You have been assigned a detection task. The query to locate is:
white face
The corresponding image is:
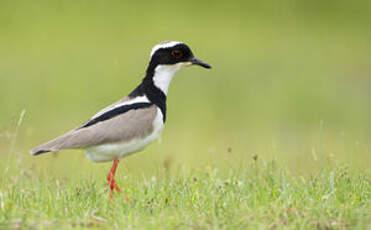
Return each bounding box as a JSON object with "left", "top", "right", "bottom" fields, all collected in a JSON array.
[
  {"left": 152, "top": 63, "right": 183, "bottom": 95},
  {"left": 149, "top": 41, "right": 189, "bottom": 95}
]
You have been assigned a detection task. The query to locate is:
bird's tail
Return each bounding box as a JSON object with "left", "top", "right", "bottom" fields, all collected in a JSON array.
[
  {"left": 29, "top": 132, "right": 72, "bottom": 155},
  {"left": 30, "top": 141, "right": 58, "bottom": 155},
  {"left": 30, "top": 148, "right": 51, "bottom": 155}
]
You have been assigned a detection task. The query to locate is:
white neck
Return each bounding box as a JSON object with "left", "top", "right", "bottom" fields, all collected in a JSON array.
[{"left": 152, "top": 64, "right": 181, "bottom": 95}]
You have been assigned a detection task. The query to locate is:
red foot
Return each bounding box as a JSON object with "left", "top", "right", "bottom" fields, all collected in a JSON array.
[{"left": 106, "top": 158, "right": 123, "bottom": 201}]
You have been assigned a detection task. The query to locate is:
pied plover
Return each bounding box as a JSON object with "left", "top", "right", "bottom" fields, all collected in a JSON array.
[{"left": 30, "top": 41, "right": 211, "bottom": 199}]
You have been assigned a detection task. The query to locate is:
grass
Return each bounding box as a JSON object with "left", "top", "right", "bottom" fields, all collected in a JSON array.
[{"left": 1, "top": 157, "right": 369, "bottom": 230}]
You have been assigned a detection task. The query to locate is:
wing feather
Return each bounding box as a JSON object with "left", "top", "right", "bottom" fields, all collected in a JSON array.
[{"left": 30, "top": 99, "right": 157, "bottom": 155}]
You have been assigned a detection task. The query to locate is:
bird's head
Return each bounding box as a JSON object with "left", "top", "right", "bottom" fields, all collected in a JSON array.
[
  {"left": 148, "top": 41, "right": 211, "bottom": 72},
  {"left": 144, "top": 41, "right": 211, "bottom": 95}
]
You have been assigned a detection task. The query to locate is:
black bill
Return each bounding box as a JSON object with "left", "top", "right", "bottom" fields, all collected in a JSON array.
[{"left": 191, "top": 58, "right": 212, "bottom": 69}]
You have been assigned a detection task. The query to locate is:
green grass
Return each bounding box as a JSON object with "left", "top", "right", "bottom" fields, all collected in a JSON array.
[{"left": 1, "top": 158, "right": 369, "bottom": 230}]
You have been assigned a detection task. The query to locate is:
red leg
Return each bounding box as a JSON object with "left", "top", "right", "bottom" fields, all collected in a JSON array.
[{"left": 106, "top": 157, "right": 122, "bottom": 200}]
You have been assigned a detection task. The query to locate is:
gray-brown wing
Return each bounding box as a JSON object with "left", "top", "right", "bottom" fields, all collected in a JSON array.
[{"left": 30, "top": 104, "right": 157, "bottom": 155}]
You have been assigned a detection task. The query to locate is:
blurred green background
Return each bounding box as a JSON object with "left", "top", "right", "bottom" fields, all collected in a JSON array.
[{"left": 0, "top": 0, "right": 370, "bottom": 178}]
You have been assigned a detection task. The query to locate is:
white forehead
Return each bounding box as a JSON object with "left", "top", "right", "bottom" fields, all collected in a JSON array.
[{"left": 150, "top": 41, "right": 183, "bottom": 57}]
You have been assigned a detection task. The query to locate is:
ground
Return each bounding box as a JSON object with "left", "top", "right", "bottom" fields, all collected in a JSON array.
[{"left": 1, "top": 159, "right": 369, "bottom": 230}]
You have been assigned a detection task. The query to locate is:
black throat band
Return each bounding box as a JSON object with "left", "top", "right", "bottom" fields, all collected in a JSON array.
[{"left": 129, "top": 70, "right": 167, "bottom": 123}]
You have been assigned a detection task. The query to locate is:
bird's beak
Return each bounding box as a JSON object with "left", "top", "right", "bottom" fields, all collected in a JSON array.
[{"left": 190, "top": 57, "right": 212, "bottom": 69}]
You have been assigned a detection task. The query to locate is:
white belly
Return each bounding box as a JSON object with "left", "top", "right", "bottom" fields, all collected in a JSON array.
[{"left": 85, "top": 108, "right": 164, "bottom": 162}]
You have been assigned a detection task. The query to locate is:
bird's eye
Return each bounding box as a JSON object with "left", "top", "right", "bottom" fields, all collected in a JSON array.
[{"left": 171, "top": 49, "right": 183, "bottom": 58}]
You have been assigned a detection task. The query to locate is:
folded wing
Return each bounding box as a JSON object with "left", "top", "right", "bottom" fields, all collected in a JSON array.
[{"left": 30, "top": 98, "right": 157, "bottom": 155}]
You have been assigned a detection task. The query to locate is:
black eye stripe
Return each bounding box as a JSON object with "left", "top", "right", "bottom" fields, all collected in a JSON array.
[
  {"left": 149, "top": 43, "right": 193, "bottom": 68},
  {"left": 171, "top": 49, "right": 183, "bottom": 58}
]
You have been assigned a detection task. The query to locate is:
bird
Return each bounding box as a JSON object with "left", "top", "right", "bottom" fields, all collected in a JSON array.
[{"left": 30, "top": 41, "right": 211, "bottom": 200}]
